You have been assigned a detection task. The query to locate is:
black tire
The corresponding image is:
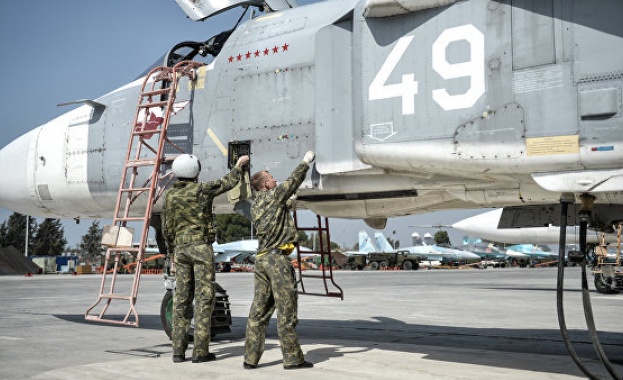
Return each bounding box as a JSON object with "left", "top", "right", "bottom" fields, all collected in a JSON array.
[
  {"left": 379, "top": 261, "right": 388, "bottom": 270},
  {"left": 402, "top": 260, "right": 413, "bottom": 270},
  {"left": 594, "top": 272, "right": 620, "bottom": 294},
  {"left": 160, "top": 283, "right": 231, "bottom": 340},
  {"left": 369, "top": 261, "right": 379, "bottom": 270}
]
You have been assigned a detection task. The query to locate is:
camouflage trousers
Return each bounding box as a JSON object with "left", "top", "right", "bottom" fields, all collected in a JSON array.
[
  {"left": 244, "top": 252, "right": 304, "bottom": 367},
  {"left": 172, "top": 243, "right": 215, "bottom": 357}
]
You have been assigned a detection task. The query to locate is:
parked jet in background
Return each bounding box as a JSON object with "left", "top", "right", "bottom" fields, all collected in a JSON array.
[
  {"left": 505, "top": 243, "right": 558, "bottom": 266},
  {"left": 452, "top": 208, "right": 617, "bottom": 245},
  {"left": 212, "top": 239, "right": 258, "bottom": 272},
  {"left": 343, "top": 231, "right": 381, "bottom": 256},
  {"left": 459, "top": 237, "right": 507, "bottom": 267},
  {"left": 374, "top": 231, "right": 481, "bottom": 266}
]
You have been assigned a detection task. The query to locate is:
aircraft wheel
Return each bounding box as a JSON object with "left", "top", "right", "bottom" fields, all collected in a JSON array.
[
  {"left": 594, "top": 273, "right": 620, "bottom": 294},
  {"left": 160, "top": 289, "right": 194, "bottom": 340},
  {"left": 402, "top": 261, "right": 413, "bottom": 270},
  {"left": 160, "top": 289, "right": 175, "bottom": 339},
  {"left": 369, "top": 261, "right": 379, "bottom": 270}
]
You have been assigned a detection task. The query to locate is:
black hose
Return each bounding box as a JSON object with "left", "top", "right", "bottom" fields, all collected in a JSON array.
[
  {"left": 579, "top": 218, "right": 622, "bottom": 380},
  {"left": 556, "top": 200, "right": 601, "bottom": 380}
]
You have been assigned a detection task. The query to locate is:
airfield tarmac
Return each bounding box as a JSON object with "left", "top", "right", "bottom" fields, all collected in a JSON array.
[{"left": 1, "top": 267, "right": 622, "bottom": 380}]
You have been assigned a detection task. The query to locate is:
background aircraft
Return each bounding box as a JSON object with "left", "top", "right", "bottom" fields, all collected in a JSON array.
[
  {"left": 0, "top": 0, "right": 622, "bottom": 246},
  {"left": 343, "top": 231, "right": 380, "bottom": 256},
  {"left": 504, "top": 243, "right": 557, "bottom": 265},
  {"left": 373, "top": 230, "right": 482, "bottom": 266},
  {"left": 405, "top": 232, "right": 482, "bottom": 265},
  {"left": 452, "top": 208, "right": 619, "bottom": 245},
  {"left": 458, "top": 237, "right": 507, "bottom": 267}
]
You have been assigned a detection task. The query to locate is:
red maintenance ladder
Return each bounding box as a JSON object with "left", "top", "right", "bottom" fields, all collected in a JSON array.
[
  {"left": 85, "top": 60, "right": 205, "bottom": 327},
  {"left": 293, "top": 211, "right": 343, "bottom": 299}
]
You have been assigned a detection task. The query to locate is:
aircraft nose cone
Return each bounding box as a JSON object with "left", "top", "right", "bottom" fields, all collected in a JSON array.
[{"left": 0, "top": 129, "right": 36, "bottom": 213}]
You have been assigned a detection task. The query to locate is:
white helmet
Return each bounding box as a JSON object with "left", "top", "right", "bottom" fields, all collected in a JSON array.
[{"left": 172, "top": 154, "right": 201, "bottom": 179}]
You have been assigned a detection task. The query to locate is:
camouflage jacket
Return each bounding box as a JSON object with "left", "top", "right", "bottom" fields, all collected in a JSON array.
[
  {"left": 163, "top": 166, "right": 242, "bottom": 251},
  {"left": 252, "top": 161, "right": 310, "bottom": 254}
]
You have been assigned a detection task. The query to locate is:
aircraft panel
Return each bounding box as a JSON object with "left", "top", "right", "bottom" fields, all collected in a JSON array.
[
  {"left": 511, "top": 0, "right": 555, "bottom": 70},
  {"left": 315, "top": 19, "right": 370, "bottom": 174},
  {"left": 578, "top": 83, "right": 623, "bottom": 170},
  {"left": 455, "top": 103, "right": 524, "bottom": 160},
  {"left": 571, "top": 0, "right": 623, "bottom": 80},
  {"left": 512, "top": 63, "right": 578, "bottom": 140},
  {"left": 231, "top": 65, "right": 315, "bottom": 129},
  {"left": 66, "top": 124, "right": 92, "bottom": 184},
  {"left": 357, "top": 1, "right": 489, "bottom": 144}
]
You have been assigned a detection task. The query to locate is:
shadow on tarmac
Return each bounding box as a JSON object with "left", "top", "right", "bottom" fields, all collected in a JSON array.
[{"left": 54, "top": 313, "right": 623, "bottom": 377}]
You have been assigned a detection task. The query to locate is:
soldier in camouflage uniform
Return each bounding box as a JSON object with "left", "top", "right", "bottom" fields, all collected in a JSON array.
[
  {"left": 163, "top": 153, "right": 249, "bottom": 363},
  {"left": 243, "top": 151, "right": 316, "bottom": 370}
]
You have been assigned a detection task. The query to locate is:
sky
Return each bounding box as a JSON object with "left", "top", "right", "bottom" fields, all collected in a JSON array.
[{"left": 0, "top": 0, "right": 487, "bottom": 250}]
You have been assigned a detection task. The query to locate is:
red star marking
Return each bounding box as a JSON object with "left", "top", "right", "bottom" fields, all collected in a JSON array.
[
  {"left": 282, "top": 43, "right": 289, "bottom": 52},
  {"left": 135, "top": 112, "right": 163, "bottom": 140},
  {"left": 272, "top": 46, "right": 279, "bottom": 54},
  {"left": 263, "top": 48, "right": 269, "bottom": 55},
  {"left": 245, "top": 51, "right": 251, "bottom": 59},
  {"left": 254, "top": 50, "right": 260, "bottom": 57},
  {"left": 236, "top": 54, "right": 242, "bottom": 61},
  {"left": 228, "top": 56, "right": 234, "bottom": 63}
]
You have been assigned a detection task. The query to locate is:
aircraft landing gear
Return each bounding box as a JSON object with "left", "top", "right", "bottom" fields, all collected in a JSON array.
[{"left": 160, "top": 253, "right": 232, "bottom": 340}]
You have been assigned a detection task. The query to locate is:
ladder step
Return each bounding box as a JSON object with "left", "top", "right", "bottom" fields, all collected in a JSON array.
[
  {"left": 300, "top": 274, "right": 332, "bottom": 279},
  {"left": 138, "top": 101, "right": 168, "bottom": 108},
  {"left": 99, "top": 293, "right": 132, "bottom": 300},
  {"left": 125, "top": 160, "right": 158, "bottom": 167},
  {"left": 84, "top": 315, "right": 139, "bottom": 327},
  {"left": 141, "top": 89, "right": 171, "bottom": 97},
  {"left": 113, "top": 217, "right": 145, "bottom": 222},
  {"left": 119, "top": 187, "right": 151, "bottom": 193},
  {"left": 297, "top": 291, "right": 342, "bottom": 298},
  {"left": 132, "top": 129, "right": 163, "bottom": 137},
  {"left": 108, "top": 247, "right": 139, "bottom": 254}
]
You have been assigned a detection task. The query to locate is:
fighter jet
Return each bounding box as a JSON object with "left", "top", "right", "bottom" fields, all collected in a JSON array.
[
  {"left": 0, "top": 0, "right": 621, "bottom": 235},
  {"left": 343, "top": 230, "right": 380, "bottom": 256},
  {"left": 374, "top": 231, "right": 482, "bottom": 266}
]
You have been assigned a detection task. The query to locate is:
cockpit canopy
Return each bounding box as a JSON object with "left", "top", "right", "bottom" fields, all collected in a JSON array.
[{"left": 175, "top": 0, "right": 298, "bottom": 21}]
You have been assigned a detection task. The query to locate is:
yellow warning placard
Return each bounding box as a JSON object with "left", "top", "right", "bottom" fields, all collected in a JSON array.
[
  {"left": 188, "top": 66, "right": 206, "bottom": 90},
  {"left": 526, "top": 135, "right": 579, "bottom": 156}
]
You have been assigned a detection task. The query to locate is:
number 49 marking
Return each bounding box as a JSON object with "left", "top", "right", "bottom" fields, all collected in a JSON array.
[{"left": 369, "top": 24, "right": 485, "bottom": 114}]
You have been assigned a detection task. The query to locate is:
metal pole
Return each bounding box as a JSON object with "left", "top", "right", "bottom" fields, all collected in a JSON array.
[{"left": 24, "top": 215, "right": 28, "bottom": 257}]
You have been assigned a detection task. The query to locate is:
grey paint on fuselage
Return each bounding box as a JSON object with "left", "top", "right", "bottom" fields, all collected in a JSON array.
[{"left": 1, "top": 0, "right": 622, "bottom": 227}]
